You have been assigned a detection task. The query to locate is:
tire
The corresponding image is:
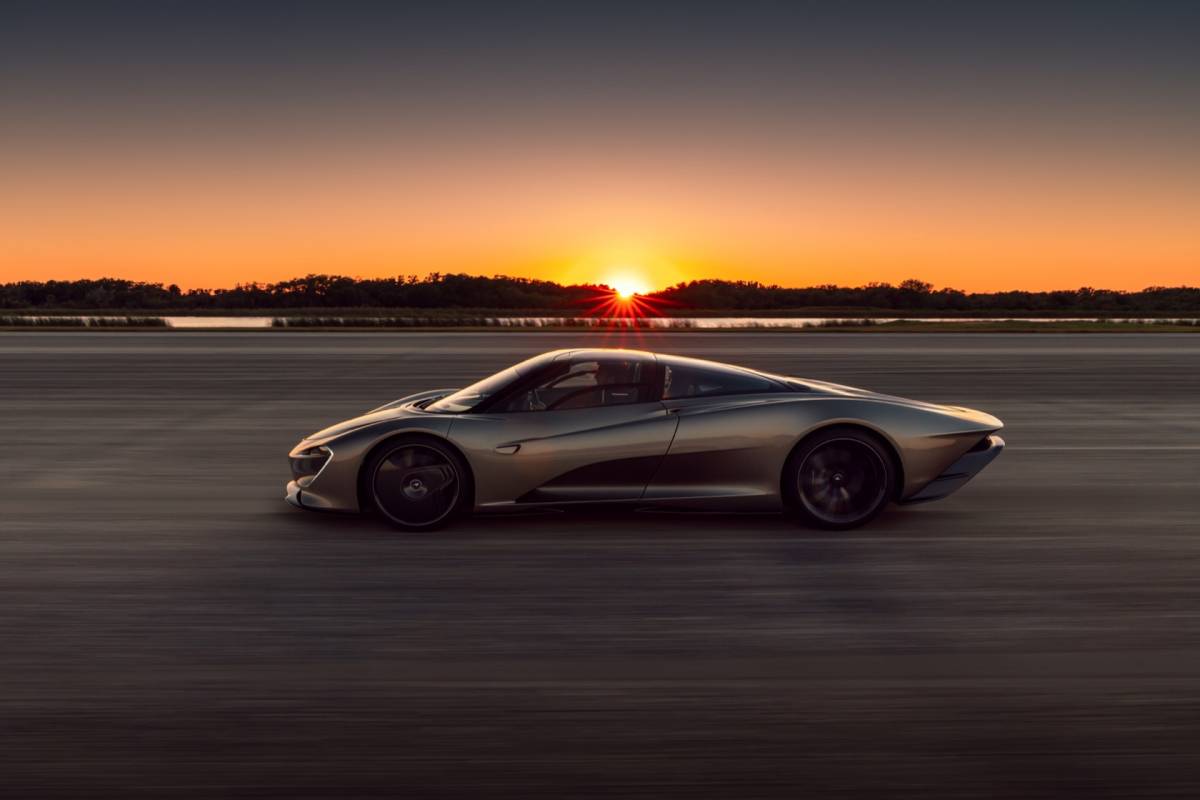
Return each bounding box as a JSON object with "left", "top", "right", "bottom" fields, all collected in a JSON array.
[
  {"left": 783, "top": 427, "right": 896, "bottom": 530},
  {"left": 364, "top": 437, "right": 471, "bottom": 531}
]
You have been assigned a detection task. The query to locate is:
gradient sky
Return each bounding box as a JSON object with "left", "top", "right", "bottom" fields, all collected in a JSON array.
[{"left": 3, "top": 1, "right": 1198, "bottom": 291}]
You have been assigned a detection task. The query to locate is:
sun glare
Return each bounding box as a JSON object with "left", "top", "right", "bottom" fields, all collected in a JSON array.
[
  {"left": 606, "top": 273, "right": 650, "bottom": 300},
  {"left": 576, "top": 264, "right": 679, "bottom": 330}
]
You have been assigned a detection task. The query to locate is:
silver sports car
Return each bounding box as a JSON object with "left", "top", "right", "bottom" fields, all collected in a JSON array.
[{"left": 286, "top": 348, "right": 1003, "bottom": 531}]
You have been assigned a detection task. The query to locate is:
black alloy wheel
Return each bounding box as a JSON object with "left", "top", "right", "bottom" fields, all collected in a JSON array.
[
  {"left": 784, "top": 428, "right": 895, "bottom": 530},
  {"left": 368, "top": 439, "right": 469, "bottom": 531}
]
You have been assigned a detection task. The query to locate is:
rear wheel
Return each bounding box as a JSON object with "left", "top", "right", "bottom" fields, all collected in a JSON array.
[
  {"left": 784, "top": 428, "right": 895, "bottom": 530},
  {"left": 365, "top": 437, "right": 470, "bottom": 531}
]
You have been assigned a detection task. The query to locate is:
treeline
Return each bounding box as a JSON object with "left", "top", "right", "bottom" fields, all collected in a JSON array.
[
  {"left": 0, "top": 274, "right": 598, "bottom": 311},
  {"left": 654, "top": 279, "right": 1200, "bottom": 314},
  {"left": 3, "top": 274, "right": 1200, "bottom": 314}
]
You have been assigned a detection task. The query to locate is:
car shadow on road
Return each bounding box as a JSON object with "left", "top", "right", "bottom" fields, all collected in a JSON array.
[{"left": 274, "top": 502, "right": 932, "bottom": 541}]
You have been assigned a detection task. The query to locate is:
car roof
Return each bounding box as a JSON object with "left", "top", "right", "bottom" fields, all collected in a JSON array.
[
  {"left": 543, "top": 349, "right": 779, "bottom": 380},
  {"left": 551, "top": 348, "right": 656, "bottom": 363},
  {"left": 524, "top": 349, "right": 800, "bottom": 389},
  {"left": 655, "top": 352, "right": 782, "bottom": 379}
]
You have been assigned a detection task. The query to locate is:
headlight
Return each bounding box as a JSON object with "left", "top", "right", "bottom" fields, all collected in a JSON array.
[{"left": 290, "top": 445, "right": 332, "bottom": 487}]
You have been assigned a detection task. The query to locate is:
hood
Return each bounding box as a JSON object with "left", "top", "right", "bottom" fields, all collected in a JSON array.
[
  {"left": 304, "top": 407, "right": 415, "bottom": 442},
  {"left": 304, "top": 387, "right": 458, "bottom": 442}
]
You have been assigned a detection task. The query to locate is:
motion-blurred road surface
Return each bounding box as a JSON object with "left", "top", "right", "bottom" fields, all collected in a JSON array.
[{"left": 3, "top": 332, "right": 1199, "bottom": 797}]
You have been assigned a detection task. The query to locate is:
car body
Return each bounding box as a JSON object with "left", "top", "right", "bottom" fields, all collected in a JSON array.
[{"left": 286, "top": 348, "right": 1004, "bottom": 530}]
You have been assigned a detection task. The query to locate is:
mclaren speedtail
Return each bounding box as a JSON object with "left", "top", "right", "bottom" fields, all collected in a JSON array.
[{"left": 286, "top": 349, "right": 1003, "bottom": 531}]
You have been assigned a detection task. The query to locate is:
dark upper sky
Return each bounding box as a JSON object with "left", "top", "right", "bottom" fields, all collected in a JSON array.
[
  {"left": 7, "top": 2, "right": 1198, "bottom": 121},
  {"left": 3, "top": 1, "right": 1198, "bottom": 289}
]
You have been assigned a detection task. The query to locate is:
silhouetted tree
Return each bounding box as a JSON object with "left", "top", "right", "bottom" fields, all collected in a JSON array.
[{"left": 3, "top": 275, "right": 1200, "bottom": 315}]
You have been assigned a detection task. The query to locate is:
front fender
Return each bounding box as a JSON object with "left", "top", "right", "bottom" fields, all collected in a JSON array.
[{"left": 293, "top": 413, "right": 456, "bottom": 512}]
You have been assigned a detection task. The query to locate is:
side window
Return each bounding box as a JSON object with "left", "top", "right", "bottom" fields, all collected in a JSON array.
[
  {"left": 499, "top": 360, "right": 652, "bottom": 411},
  {"left": 662, "top": 363, "right": 779, "bottom": 400}
]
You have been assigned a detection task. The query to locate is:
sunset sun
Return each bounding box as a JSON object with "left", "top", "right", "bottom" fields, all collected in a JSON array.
[
  {"left": 605, "top": 273, "right": 650, "bottom": 300},
  {"left": 580, "top": 267, "right": 668, "bottom": 323}
]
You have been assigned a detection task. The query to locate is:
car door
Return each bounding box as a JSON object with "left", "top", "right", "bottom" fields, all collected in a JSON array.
[
  {"left": 645, "top": 357, "right": 792, "bottom": 502},
  {"left": 448, "top": 356, "right": 678, "bottom": 506}
]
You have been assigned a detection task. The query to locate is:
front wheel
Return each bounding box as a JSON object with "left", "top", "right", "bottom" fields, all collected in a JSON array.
[
  {"left": 783, "top": 428, "right": 896, "bottom": 530},
  {"left": 365, "top": 437, "right": 471, "bottom": 531}
]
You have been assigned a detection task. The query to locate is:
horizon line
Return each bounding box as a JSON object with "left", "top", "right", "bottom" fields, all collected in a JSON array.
[{"left": 5, "top": 273, "right": 1200, "bottom": 296}]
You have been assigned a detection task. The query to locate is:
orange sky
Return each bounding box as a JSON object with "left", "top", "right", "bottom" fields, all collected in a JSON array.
[
  {"left": 4, "top": 4, "right": 1198, "bottom": 293},
  {"left": 5, "top": 131, "right": 1197, "bottom": 293}
]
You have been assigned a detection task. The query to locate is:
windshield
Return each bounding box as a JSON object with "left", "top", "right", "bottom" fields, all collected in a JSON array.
[{"left": 426, "top": 367, "right": 520, "bottom": 413}]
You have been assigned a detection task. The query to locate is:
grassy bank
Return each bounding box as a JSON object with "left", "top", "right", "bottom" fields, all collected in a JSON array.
[
  {"left": 268, "top": 317, "right": 1200, "bottom": 332},
  {"left": 270, "top": 315, "right": 600, "bottom": 329},
  {"left": 0, "top": 315, "right": 168, "bottom": 328},
  {"left": 4, "top": 315, "right": 1200, "bottom": 332},
  {"left": 10, "top": 306, "right": 1200, "bottom": 319}
]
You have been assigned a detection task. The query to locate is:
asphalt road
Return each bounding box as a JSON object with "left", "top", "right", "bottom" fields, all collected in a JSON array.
[{"left": 3, "top": 331, "right": 1200, "bottom": 798}]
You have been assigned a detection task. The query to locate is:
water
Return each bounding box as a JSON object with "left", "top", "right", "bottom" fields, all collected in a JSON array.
[
  {"left": 146, "top": 315, "right": 1200, "bottom": 329},
  {"left": 165, "top": 316, "right": 276, "bottom": 328},
  {"left": 10, "top": 315, "right": 1200, "bottom": 329}
]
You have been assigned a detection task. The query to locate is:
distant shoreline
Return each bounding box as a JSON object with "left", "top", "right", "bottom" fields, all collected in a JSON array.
[
  {"left": 6, "top": 307, "right": 1200, "bottom": 319},
  {"left": 7, "top": 277, "right": 1200, "bottom": 319},
  {"left": 4, "top": 316, "right": 1200, "bottom": 333}
]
